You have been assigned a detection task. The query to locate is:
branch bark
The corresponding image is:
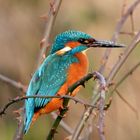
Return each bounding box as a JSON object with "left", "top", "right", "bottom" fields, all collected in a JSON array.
[
  {"left": 107, "top": 30, "right": 140, "bottom": 83},
  {"left": 99, "top": 0, "right": 140, "bottom": 74},
  {"left": 13, "top": 0, "right": 63, "bottom": 140},
  {"left": 71, "top": 72, "right": 106, "bottom": 140},
  {"left": 37, "top": 0, "right": 62, "bottom": 67},
  {"left": 0, "top": 95, "right": 96, "bottom": 116},
  {"left": 70, "top": 26, "right": 140, "bottom": 140},
  {"left": 0, "top": 74, "right": 26, "bottom": 93}
]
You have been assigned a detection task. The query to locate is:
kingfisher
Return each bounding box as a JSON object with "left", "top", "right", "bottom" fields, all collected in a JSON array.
[{"left": 24, "top": 30, "right": 124, "bottom": 133}]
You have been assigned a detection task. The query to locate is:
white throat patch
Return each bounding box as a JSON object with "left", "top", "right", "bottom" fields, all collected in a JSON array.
[{"left": 56, "top": 46, "right": 72, "bottom": 55}]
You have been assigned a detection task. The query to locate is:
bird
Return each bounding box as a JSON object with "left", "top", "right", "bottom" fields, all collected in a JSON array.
[{"left": 24, "top": 30, "right": 124, "bottom": 133}]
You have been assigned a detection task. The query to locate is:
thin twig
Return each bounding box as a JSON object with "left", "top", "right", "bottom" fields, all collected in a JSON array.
[
  {"left": 98, "top": 84, "right": 106, "bottom": 140},
  {"left": 130, "top": 11, "right": 135, "bottom": 34},
  {"left": 110, "top": 61, "right": 140, "bottom": 94},
  {"left": 0, "top": 74, "right": 26, "bottom": 93},
  {"left": 120, "top": 31, "right": 137, "bottom": 36},
  {"left": 46, "top": 72, "right": 96, "bottom": 140},
  {"left": 99, "top": 0, "right": 140, "bottom": 74},
  {"left": 107, "top": 30, "right": 140, "bottom": 83},
  {"left": 69, "top": 27, "right": 140, "bottom": 140},
  {"left": 46, "top": 72, "right": 105, "bottom": 140},
  {"left": 121, "top": 0, "right": 127, "bottom": 16},
  {"left": 12, "top": 1, "right": 63, "bottom": 139},
  {"left": 71, "top": 72, "right": 106, "bottom": 140},
  {"left": 108, "top": 62, "right": 140, "bottom": 118},
  {"left": 13, "top": 107, "right": 25, "bottom": 140},
  {"left": 0, "top": 74, "right": 73, "bottom": 135},
  {"left": 0, "top": 95, "right": 96, "bottom": 116},
  {"left": 115, "top": 89, "right": 138, "bottom": 119},
  {"left": 51, "top": 112, "right": 73, "bottom": 135},
  {"left": 37, "top": 0, "right": 62, "bottom": 67}
]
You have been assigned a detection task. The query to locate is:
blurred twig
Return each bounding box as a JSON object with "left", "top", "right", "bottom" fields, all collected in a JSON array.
[
  {"left": 12, "top": 0, "right": 63, "bottom": 140},
  {"left": 108, "top": 61, "right": 140, "bottom": 118},
  {"left": 71, "top": 72, "right": 106, "bottom": 140},
  {"left": 0, "top": 95, "right": 96, "bottom": 116},
  {"left": 0, "top": 74, "right": 73, "bottom": 135},
  {"left": 51, "top": 112, "right": 73, "bottom": 135},
  {"left": 37, "top": 0, "right": 62, "bottom": 67},
  {"left": 70, "top": 22, "right": 140, "bottom": 140},
  {"left": 46, "top": 72, "right": 105, "bottom": 140},
  {"left": 107, "top": 30, "right": 140, "bottom": 83},
  {"left": 98, "top": 84, "right": 106, "bottom": 140},
  {"left": 110, "top": 61, "right": 140, "bottom": 95},
  {"left": 99, "top": 0, "right": 140, "bottom": 73},
  {"left": 115, "top": 89, "right": 138, "bottom": 119},
  {"left": 0, "top": 74, "right": 26, "bottom": 93}
]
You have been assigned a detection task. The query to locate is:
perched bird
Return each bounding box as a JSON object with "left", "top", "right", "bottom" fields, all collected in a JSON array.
[{"left": 24, "top": 30, "right": 124, "bottom": 133}]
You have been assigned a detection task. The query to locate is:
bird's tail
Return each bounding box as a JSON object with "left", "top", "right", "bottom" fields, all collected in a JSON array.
[{"left": 24, "top": 99, "right": 34, "bottom": 134}]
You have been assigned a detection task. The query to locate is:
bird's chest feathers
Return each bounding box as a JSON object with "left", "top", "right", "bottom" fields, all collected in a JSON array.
[
  {"left": 63, "top": 41, "right": 89, "bottom": 84},
  {"left": 67, "top": 52, "right": 88, "bottom": 86}
]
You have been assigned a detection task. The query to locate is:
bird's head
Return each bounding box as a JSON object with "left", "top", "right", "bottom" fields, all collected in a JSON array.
[{"left": 50, "top": 30, "right": 124, "bottom": 55}]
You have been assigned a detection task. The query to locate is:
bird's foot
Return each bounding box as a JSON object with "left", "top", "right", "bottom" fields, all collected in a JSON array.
[
  {"left": 104, "top": 98, "right": 112, "bottom": 110},
  {"left": 56, "top": 105, "right": 69, "bottom": 118},
  {"left": 59, "top": 105, "right": 69, "bottom": 112}
]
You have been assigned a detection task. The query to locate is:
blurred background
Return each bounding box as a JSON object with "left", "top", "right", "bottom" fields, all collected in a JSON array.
[{"left": 0, "top": 0, "right": 140, "bottom": 140}]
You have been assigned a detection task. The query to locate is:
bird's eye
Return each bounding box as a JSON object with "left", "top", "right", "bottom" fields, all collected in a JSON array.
[{"left": 78, "top": 38, "right": 89, "bottom": 44}]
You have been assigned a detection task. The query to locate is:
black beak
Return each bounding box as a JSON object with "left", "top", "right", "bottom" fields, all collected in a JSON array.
[{"left": 87, "top": 38, "right": 125, "bottom": 48}]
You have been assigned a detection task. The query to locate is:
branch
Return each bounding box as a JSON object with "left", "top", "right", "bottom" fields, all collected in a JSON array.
[
  {"left": 98, "top": 84, "right": 106, "bottom": 140},
  {"left": 0, "top": 74, "right": 73, "bottom": 136},
  {"left": 115, "top": 89, "right": 138, "bottom": 119},
  {"left": 0, "top": 95, "right": 96, "bottom": 116},
  {"left": 107, "top": 62, "right": 140, "bottom": 117},
  {"left": 99, "top": 0, "right": 140, "bottom": 73},
  {"left": 37, "top": 0, "right": 62, "bottom": 67},
  {"left": 46, "top": 72, "right": 98, "bottom": 140},
  {"left": 69, "top": 12, "right": 140, "bottom": 140},
  {"left": 46, "top": 72, "right": 106, "bottom": 140},
  {"left": 71, "top": 72, "right": 106, "bottom": 140},
  {"left": 107, "top": 30, "right": 140, "bottom": 83},
  {"left": 110, "top": 61, "right": 140, "bottom": 94},
  {"left": 0, "top": 74, "right": 26, "bottom": 93},
  {"left": 12, "top": 1, "right": 63, "bottom": 139},
  {"left": 51, "top": 112, "right": 73, "bottom": 135}
]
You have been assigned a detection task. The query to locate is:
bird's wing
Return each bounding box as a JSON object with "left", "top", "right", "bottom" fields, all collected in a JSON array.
[
  {"left": 24, "top": 53, "right": 78, "bottom": 133},
  {"left": 26, "top": 53, "right": 78, "bottom": 111}
]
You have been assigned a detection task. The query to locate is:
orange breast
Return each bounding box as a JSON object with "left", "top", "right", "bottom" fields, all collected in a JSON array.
[{"left": 32, "top": 52, "right": 88, "bottom": 122}]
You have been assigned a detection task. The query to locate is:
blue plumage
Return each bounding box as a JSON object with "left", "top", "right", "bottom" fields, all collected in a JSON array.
[
  {"left": 24, "top": 53, "right": 78, "bottom": 133},
  {"left": 50, "top": 30, "right": 92, "bottom": 54},
  {"left": 24, "top": 30, "right": 92, "bottom": 133}
]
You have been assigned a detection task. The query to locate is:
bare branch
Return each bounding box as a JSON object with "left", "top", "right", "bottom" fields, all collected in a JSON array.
[
  {"left": 69, "top": 4, "right": 140, "bottom": 138},
  {"left": 98, "top": 85, "right": 106, "bottom": 140},
  {"left": 99, "top": 0, "right": 140, "bottom": 73},
  {"left": 0, "top": 95, "right": 96, "bottom": 116},
  {"left": 46, "top": 72, "right": 100, "bottom": 140},
  {"left": 107, "top": 62, "right": 140, "bottom": 117},
  {"left": 51, "top": 112, "right": 73, "bottom": 135},
  {"left": 107, "top": 30, "right": 140, "bottom": 83},
  {"left": 13, "top": 107, "right": 25, "bottom": 140},
  {"left": 37, "top": 0, "right": 62, "bottom": 67},
  {"left": 0, "top": 74, "right": 73, "bottom": 136},
  {"left": 115, "top": 89, "right": 138, "bottom": 119},
  {"left": 71, "top": 72, "right": 106, "bottom": 140},
  {"left": 110, "top": 61, "right": 140, "bottom": 94},
  {"left": 11, "top": 1, "right": 63, "bottom": 139},
  {"left": 0, "top": 74, "right": 26, "bottom": 93}
]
